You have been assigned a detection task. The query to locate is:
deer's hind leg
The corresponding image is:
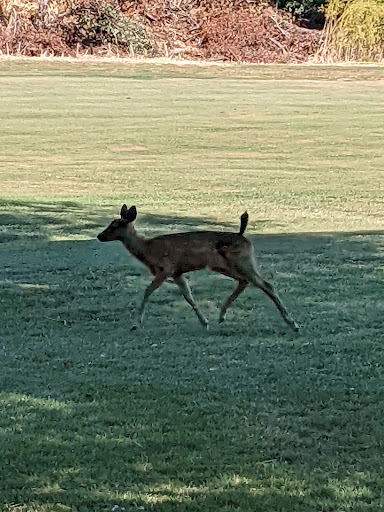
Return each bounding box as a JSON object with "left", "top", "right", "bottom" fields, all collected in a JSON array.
[
  {"left": 219, "top": 279, "right": 248, "bottom": 323},
  {"left": 239, "top": 263, "right": 299, "bottom": 332},
  {"left": 174, "top": 275, "right": 209, "bottom": 330}
]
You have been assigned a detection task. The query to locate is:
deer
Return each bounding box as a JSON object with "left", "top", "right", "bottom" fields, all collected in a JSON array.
[{"left": 97, "top": 205, "right": 300, "bottom": 332}]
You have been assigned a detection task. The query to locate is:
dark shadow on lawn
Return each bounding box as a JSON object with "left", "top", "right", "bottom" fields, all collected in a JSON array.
[
  {"left": 0, "top": 199, "right": 111, "bottom": 244},
  {"left": 2, "top": 198, "right": 383, "bottom": 337},
  {"left": 0, "top": 198, "right": 290, "bottom": 243},
  {"left": 1, "top": 199, "right": 384, "bottom": 511}
]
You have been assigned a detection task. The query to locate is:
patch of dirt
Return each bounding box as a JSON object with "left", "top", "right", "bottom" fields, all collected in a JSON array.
[{"left": 110, "top": 146, "right": 148, "bottom": 152}]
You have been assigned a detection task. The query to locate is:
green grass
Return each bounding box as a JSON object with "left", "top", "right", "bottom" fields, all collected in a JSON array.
[{"left": 0, "top": 60, "right": 384, "bottom": 512}]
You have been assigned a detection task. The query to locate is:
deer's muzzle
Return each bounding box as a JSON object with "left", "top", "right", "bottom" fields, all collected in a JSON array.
[{"left": 97, "top": 232, "right": 107, "bottom": 242}]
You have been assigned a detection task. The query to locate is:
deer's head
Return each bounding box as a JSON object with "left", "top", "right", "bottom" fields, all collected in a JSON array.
[{"left": 97, "top": 204, "right": 137, "bottom": 242}]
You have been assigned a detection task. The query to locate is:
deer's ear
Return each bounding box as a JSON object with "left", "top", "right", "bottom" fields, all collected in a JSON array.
[
  {"left": 120, "top": 204, "right": 128, "bottom": 218},
  {"left": 121, "top": 204, "right": 137, "bottom": 223}
]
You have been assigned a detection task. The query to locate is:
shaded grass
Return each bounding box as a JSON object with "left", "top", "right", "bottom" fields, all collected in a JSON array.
[{"left": 0, "top": 64, "right": 384, "bottom": 511}]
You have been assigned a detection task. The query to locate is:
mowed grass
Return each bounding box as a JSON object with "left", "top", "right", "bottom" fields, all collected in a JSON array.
[{"left": 0, "top": 60, "right": 384, "bottom": 512}]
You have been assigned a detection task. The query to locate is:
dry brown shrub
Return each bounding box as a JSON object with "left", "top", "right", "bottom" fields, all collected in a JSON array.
[
  {"left": 121, "top": 1, "right": 319, "bottom": 61},
  {"left": 0, "top": 0, "right": 320, "bottom": 61},
  {"left": 199, "top": 7, "right": 319, "bottom": 62},
  {"left": 0, "top": 0, "right": 71, "bottom": 55},
  {"left": 0, "top": 0, "right": 154, "bottom": 56}
]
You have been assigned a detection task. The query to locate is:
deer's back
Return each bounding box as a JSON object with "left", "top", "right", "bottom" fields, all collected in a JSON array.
[{"left": 144, "top": 231, "right": 251, "bottom": 276}]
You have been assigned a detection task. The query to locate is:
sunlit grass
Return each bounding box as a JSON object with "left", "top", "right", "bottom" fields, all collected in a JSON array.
[
  {"left": 1, "top": 61, "right": 384, "bottom": 233},
  {"left": 0, "top": 62, "right": 383, "bottom": 512}
]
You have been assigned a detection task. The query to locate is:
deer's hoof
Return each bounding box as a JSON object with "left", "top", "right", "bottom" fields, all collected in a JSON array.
[{"left": 291, "top": 321, "right": 301, "bottom": 333}]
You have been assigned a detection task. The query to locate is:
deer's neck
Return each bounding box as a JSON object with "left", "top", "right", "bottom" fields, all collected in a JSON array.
[{"left": 121, "top": 225, "right": 148, "bottom": 265}]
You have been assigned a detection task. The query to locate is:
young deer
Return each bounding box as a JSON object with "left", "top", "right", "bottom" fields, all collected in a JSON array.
[{"left": 97, "top": 205, "right": 299, "bottom": 332}]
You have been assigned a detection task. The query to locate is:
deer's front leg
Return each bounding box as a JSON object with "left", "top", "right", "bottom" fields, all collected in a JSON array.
[
  {"left": 174, "top": 275, "right": 209, "bottom": 330},
  {"left": 138, "top": 273, "right": 167, "bottom": 325}
]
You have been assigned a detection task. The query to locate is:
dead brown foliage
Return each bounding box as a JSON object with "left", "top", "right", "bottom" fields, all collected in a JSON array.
[
  {"left": 0, "top": 0, "right": 320, "bottom": 61},
  {"left": 122, "top": 0, "right": 320, "bottom": 61},
  {"left": 200, "top": 7, "right": 320, "bottom": 62}
]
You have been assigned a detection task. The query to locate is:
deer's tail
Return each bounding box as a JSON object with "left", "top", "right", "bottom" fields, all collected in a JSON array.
[{"left": 239, "top": 211, "right": 249, "bottom": 236}]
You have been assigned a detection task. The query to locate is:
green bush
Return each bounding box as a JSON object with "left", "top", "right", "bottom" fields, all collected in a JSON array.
[
  {"left": 74, "top": 0, "right": 155, "bottom": 55},
  {"left": 277, "top": 0, "right": 325, "bottom": 26}
]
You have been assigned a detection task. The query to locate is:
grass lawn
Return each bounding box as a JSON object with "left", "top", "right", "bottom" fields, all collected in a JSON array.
[{"left": 0, "top": 59, "right": 383, "bottom": 512}]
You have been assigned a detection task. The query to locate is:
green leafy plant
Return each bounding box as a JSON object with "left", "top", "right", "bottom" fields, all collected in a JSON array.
[
  {"left": 277, "top": 0, "right": 325, "bottom": 26},
  {"left": 74, "top": 0, "right": 155, "bottom": 55}
]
